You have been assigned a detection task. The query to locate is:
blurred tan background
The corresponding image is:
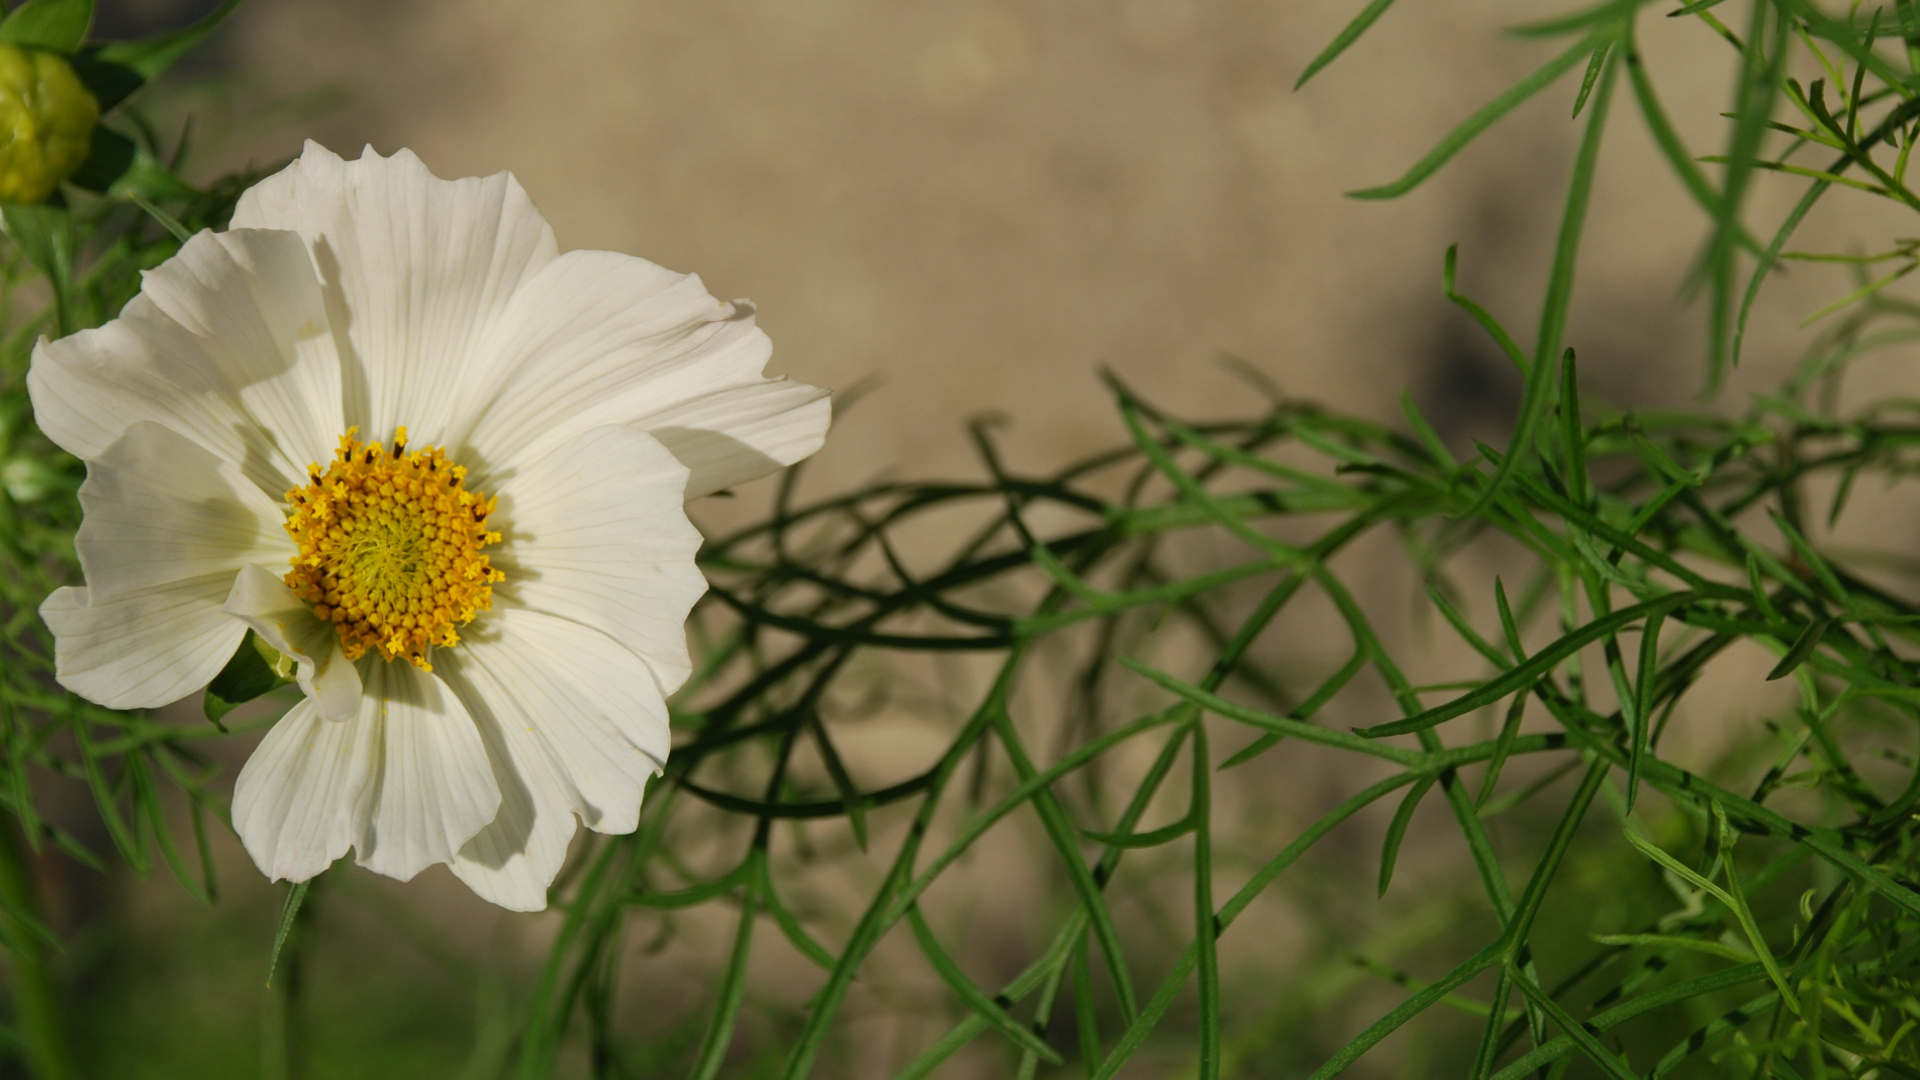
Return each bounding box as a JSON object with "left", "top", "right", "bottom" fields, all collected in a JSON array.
[{"left": 174, "top": 0, "right": 1874, "bottom": 491}]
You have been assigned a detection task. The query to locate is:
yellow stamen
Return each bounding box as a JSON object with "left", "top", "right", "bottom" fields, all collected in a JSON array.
[{"left": 283, "top": 426, "right": 504, "bottom": 671}]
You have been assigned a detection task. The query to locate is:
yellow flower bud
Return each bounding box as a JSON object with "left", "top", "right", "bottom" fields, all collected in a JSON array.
[{"left": 0, "top": 43, "right": 96, "bottom": 203}]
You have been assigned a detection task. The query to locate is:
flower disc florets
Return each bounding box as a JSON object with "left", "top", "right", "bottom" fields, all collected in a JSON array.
[{"left": 284, "top": 426, "right": 503, "bottom": 670}]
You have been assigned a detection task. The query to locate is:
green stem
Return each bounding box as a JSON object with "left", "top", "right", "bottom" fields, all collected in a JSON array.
[{"left": 0, "top": 820, "right": 74, "bottom": 1080}]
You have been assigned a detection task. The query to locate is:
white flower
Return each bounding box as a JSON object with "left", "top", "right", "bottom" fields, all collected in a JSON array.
[{"left": 28, "top": 142, "right": 830, "bottom": 910}]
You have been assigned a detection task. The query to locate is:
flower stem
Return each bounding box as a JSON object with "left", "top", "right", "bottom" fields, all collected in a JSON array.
[{"left": 0, "top": 819, "right": 75, "bottom": 1080}]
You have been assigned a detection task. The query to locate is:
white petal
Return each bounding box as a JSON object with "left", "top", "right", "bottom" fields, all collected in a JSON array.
[
  {"left": 443, "top": 688, "right": 577, "bottom": 912},
  {"left": 448, "top": 606, "right": 670, "bottom": 829},
  {"left": 231, "top": 696, "right": 380, "bottom": 883},
  {"left": 637, "top": 378, "right": 832, "bottom": 499},
  {"left": 435, "top": 606, "right": 675, "bottom": 910},
  {"left": 489, "top": 425, "right": 705, "bottom": 693},
  {"left": 448, "top": 250, "right": 826, "bottom": 495},
  {"left": 223, "top": 564, "right": 361, "bottom": 721},
  {"left": 41, "top": 576, "right": 247, "bottom": 710},
  {"left": 75, "top": 422, "right": 292, "bottom": 602},
  {"left": 231, "top": 142, "right": 558, "bottom": 444},
  {"left": 355, "top": 661, "right": 502, "bottom": 883},
  {"left": 28, "top": 227, "right": 344, "bottom": 496}
]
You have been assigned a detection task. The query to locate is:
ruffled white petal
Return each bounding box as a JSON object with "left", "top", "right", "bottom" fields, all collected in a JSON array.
[
  {"left": 230, "top": 141, "right": 558, "bottom": 445},
  {"left": 444, "top": 707, "right": 574, "bottom": 912},
  {"left": 355, "top": 661, "right": 502, "bottom": 882},
  {"left": 636, "top": 378, "right": 832, "bottom": 499},
  {"left": 232, "top": 696, "right": 380, "bottom": 883},
  {"left": 223, "top": 564, "right": 362, "bottom": 722},
  {"left": 41, "top": 576, "right": 248, "bottom": 710},
  {"left": 489, "top": 425, "right": 705, "bottom": 692},
  {"left": 74, "top": 422, "right": 291, "bottom": 602},
  {"left": 28, "top": 227, "right": 344, "bottom": 496},
  {"left": 445, "top": 250, "right": 827, "bottom": 496},
  {"left": 437, "top": 607, "right": 673, "bottom": 910}
]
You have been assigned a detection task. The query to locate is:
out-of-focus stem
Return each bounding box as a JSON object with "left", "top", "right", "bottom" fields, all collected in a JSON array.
[{"left": 0, "top": 819, "right": 75, "bottom": 1080}]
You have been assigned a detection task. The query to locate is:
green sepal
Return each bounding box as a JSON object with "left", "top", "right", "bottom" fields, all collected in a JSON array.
[
  {"left": 204, "top": 630, "right": 293, "bottom": 726},
  {"left": 65, "top": 50, "right": 136, "bottom": 113},
  {"left": 0, "top": 0, "right": 92, "bottom": 55},
  {"left": 110, "top": 146, "right": 197, "bottom": 202},
  {"left": 62, "top": 125, "right": 129, "bottom": 192},
  {"left": 65, "top": 130, "right": 201, "bottom": 203}
]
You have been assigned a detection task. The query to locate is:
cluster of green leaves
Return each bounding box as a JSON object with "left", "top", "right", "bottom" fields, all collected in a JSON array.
[
  {"left": 499, "top": 1, "right": 1920, "bottom": 1077},
  {"left": 7, "top": 1, "right": 1920, "bottom": 1079},
  {"left": 0, "top": 2, "right": 259, "bottom": 1077},
  {"left": 568, "top": 363, "right": 1920, "bottom": 1078}
]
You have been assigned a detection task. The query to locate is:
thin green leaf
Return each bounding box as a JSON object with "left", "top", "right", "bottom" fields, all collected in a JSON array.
[
  {"left": 1506, "top": 963, "right": 1640, "bottom": 1080},
  {"left": 1572, "top": 40, "right": 1613, "bottom": 118},
  {"left": 687, "top": 878, "right": 758, "bottom": 1080},
  {"left": 1462, "top": 43, "right": 1618, "bottom": 518},
  {"left": 1765, "top": 617, "right": 1829, "bottom": 681},
  {"left": 1349, "top": 30, "right": 1603, "bottom": 200},
  {"left": 907, "top": 904, "right": 1063, "bottom": 1064},
  {"left": 265, "top": 880, "right": 309, "bottom": 988},
  {"left": 1628, "top": 605, "right": 1666, "bottom": 810},
  {"left": 1619, "top": 829, "right": 1798, "bottom": 1013},
  {"left": 2, "top": 203, "right": 73, "bottom": 336},
  {"left": 1591, "top": 932, "right": 1756, "bottom": 964},
  {"left": 87, "top": 0, "right": 242, "bottom": 101},
  {"left": 1295, "top": 0, "right": 1401, "bottom": 89},
  {"left": 1356, "top": 593, "right": 1695, "bottom": 739},
  {"left": 1377, "top": 772, "right": 1439, "bottom": 895}
]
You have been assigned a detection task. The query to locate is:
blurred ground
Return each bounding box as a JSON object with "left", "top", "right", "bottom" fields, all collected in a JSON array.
[{"left": 54, "top": 0, "right": 1920, "bottom": 1076}]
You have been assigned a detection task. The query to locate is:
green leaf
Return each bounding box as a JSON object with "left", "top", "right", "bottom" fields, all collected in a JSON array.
[
  {"left": 1590, "top": 932, "right": 1755, "bottom": 964},
  {"left": 1356, "top": 593, "right": 1696, "bottom": 739},
  {"left": 1349, "top": 30, "right": 1601, "bottom": 200},
  {"left": 907, "top": 904, "right": 1063, "bottom": 1064},
  {"left": 204, "top": 631, "right": 290, "bottom": 725},
  {"left": 1619, "top": 828, "right": 1798, "bottom": 1014},
  {"left": 1571, "top": 39, "right": 1613, "bottom": 118},
  {"left": 1505, "top": 963, "right": 1640, "bottom": 1080},
  {"left": 66, "top": 49, "right": 138, "bottom": 111},
  {"left": 1557, "top": 348, "right": 1587, "bottom": 506},
  {"left": 1220, "top": 647, "right": 1366, "bottom": 769},
  {"left": 1377, "top": 772, "right": 1439, "bottom": 895},
  {"left": 91, "top": 0, "right": 240, "bottom": 78},
  {"left": 265, "top": 879, "right": 308, "bottom": 987},
  {"left": 1459, "top": 42, "right": 1619, "bottom": 519},
  {"left": 2, "top": 201, "right": 74, "bottom": 335},
  {"left": 808, "top": 715, "right": 868, "bottom": 851},
  {"left": 1628, "top": 605, "right": 1666, "bottom": 809},
  {"left": 0, "top": 0, "right": 92, "bottom": 54},
  {"left": 687, "top": 877, "right": 758, "bottom": 1080},
  {"left": 62, "top": 125, "right": 132, "bottom": 193},
  {"left": 1443, "top": 244, "right": 1529, "bottom": 373},
  {"left": 1765, "top": 617, "right": 1829, "bottom": 681},
  {"left": 1476, "top": 691, "right": 1531, "bottom": 808},
  {"left": 1295, "top": 0, "right": 1401, "bottom": 90}
]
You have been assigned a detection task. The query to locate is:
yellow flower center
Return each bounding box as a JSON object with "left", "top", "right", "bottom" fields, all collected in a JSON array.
[{"left": 283, "top": 427, "right": 503, "bottom": 671}]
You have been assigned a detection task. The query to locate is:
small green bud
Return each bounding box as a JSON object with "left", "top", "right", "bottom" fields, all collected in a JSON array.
[{"left": 0, "top": 43, "right": 96, "bottom": 203}]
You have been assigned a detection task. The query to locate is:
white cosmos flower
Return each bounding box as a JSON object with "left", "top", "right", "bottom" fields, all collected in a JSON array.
[{"left": 28, "top": 141, "right": 830, "bottom": 910}]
